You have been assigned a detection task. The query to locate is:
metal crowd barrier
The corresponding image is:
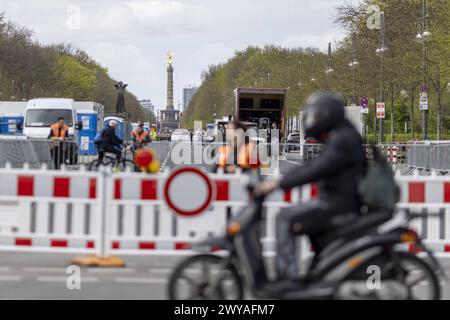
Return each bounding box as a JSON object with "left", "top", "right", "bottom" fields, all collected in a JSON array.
[{"left": 407, "top": 141, "right": 450, "bottom": 172}]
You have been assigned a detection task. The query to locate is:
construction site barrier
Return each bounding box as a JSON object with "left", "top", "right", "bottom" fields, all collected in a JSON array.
[{"left": 0, "top": 165, "right": 449, "bottom": 261}]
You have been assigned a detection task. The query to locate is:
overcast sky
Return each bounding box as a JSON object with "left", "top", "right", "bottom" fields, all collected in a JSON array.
[{"left": 0, "top": 0, "right": 360, "bottom": 113}]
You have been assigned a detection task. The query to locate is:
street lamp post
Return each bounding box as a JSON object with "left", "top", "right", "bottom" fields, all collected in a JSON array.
[
  {"left": 400, "top": 89, "right": 410, "bottom": 135},
  {"left": 416, "top": 0, "right": 432, "bottom": 140},
  {"left": 310, "top": 54, "right": 316, "bottom": 83},
  {"left": 297, "top": 60, "right": 303, "bottom": 88},
  {"left": 325, "top": 42, "right": 335, "bottom": 75},
  {"left": 375, "top": 11, "right": 388, "bottom": 144},
  {"left": 349, "top": 34, "right": 359, "bottom": 106}
]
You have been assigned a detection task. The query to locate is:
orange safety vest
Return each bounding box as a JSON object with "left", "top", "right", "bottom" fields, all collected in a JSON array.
[
  {"left": 217, "top": 145, "right": 231, "bottom": 168},
  {"left": 132, "top": 129, "right": 149, "bottom": 143},
  {"left": 217, "top": 143, "right": 260, "bottom": 170},
  {"left": 50, "top": 123, "right": 69, "bottom": 139},
  {"left": 237, "top": 143, "right": 260, "bottom": 169}
]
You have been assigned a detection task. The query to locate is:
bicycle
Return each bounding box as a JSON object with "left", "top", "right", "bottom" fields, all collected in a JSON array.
[{"left": 88, "top": 143, "right": 138, "bottom": 172}]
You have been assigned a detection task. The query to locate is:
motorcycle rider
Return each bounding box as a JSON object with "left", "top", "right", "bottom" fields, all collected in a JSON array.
[{"left": 256, "top": 92, "right": 366, "bottom": 280}]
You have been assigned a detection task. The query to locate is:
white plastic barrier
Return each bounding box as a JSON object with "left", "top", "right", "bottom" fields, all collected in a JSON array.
[
  {"left": 105, "top": 169, "right": 301, "bottom": 255},
  {"left": 0, "top": 164, "right": 103, "bottom": 254},
  {"left": 0, "top": 165, "right": 450, "bottom": 257}
]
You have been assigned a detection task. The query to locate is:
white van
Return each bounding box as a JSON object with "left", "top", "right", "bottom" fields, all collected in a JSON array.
[
  {"left": 23, "top": 98, "right": 82, "bottom": 163},
  {"left": 23, "top": 98, "right": 82, "bottom": 139}
]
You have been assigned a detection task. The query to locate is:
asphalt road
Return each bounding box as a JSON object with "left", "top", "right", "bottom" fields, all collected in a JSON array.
[
  {"left": 159, "top": 142, "right": 302, "bottom": 174},
  {"left": 0, "top": 252, "right": 449, "bottom": 300},
  {"left": 0, "top": 252, "right": 181, "bottom": 299}
]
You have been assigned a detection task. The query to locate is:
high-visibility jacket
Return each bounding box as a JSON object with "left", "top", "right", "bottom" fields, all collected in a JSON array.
[
  {"left": 237, "top": 143, "right": 260, "bottom": 169},
  {"left": 217, "top": 145, "right": 231, "bottom": 168},
  {"left": 132, "top": 129, "right": 149, "bottom": 143},
  {"left": 50, "top": 123, "right": 69, "bottom": 140},
  {"left": 217, "top": 143, "right": 260, "bottom": 170}
]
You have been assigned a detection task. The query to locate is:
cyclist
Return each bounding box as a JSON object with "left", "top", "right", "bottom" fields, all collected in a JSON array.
[
  {"left": 97, "top": 120, "right": 124, "bottom": 168},
  {"left": 256, "top": 92, "right": 366, "bottom": 280},
  {"left": 131, "top": 123, "right": 151, "bottom": 152}
]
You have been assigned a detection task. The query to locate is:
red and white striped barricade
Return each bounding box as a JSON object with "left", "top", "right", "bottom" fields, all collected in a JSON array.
[
  {"left": 0, "top": 164, "right": 102, "bottom": 254},
  {"left": 105, "top": 167, "right": 299, "bottom": 255}
]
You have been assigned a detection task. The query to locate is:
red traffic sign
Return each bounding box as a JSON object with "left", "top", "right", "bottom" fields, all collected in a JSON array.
[
  {"left": 163, "top": 166, "right": 214, "bottom": 217},
  {"left": 376, "top": 102, "right": 385, "bottom": 119}
]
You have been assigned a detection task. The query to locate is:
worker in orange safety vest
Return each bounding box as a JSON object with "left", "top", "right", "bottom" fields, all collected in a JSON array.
[
  {"left": 48, "top": 116, "right": 69, "bottom": 169},
  {"left": 131, "top": 123, "right": 151, "bottom": 152},
  {"left": 215, "top": 120, "right": 260, "bottom": 173}
]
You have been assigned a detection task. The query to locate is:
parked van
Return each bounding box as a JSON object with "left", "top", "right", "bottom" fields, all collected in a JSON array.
[{"left": 23, "top": 98, "right": 83, "bottom": 163}]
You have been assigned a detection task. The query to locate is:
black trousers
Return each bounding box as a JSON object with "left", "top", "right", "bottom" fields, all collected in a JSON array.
[
  {"left": 98, "top": 145, "right": 122, "bottom": 164},
  {"left": 275, "top": 200, "right": 331, "bottom": 279},
  {"left": 51, "top": 143, "right": 65, "bottom": 170}
]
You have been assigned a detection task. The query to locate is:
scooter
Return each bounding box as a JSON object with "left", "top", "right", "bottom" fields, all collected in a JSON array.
[{"left": 168, "top": 176, "right": 443, "bottom": 300}]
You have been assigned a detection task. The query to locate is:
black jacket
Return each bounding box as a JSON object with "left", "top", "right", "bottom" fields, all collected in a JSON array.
[
  {"left": 280, "top": 119, "right": 366, "bottom": 213},
  {"left": 99, "top": 126, "right": 123, "bottom": 148}
]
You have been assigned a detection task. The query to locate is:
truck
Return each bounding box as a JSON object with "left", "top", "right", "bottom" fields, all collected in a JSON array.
[
  {"left": 233, "top": 88, "right": 287, "bottom": 141},
  {"left": 298, "top": 106, "right": 364, "bottom": 157}
]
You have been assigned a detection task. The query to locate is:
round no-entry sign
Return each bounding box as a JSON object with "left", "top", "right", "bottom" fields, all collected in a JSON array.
[{"left": 163, "top": 166, "right": 214, "bottom": 217}]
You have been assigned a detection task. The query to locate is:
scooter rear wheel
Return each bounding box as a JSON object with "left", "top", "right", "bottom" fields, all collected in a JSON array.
[
  {"left": 338, "top": 251, "right": 440, "bottom": 300},
  {"left": 168, "top": 254, "right": 243, "bottom": 300}
]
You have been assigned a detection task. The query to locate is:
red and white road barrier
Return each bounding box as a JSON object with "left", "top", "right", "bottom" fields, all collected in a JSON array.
[
  {"left": 0, "top": 165, "right": 450, "bottom": 257},
  {"left": 0, "top": 165, "right": 103, "bottom": 254}
]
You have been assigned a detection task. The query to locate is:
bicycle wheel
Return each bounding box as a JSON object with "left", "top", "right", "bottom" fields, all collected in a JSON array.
[
  {"left": 88, "top": 156, "right": 114, "bottom": 171},
  {"left": 118, "top": 159, "right": 138, "bottom": 172},
  {"left": 168, "top": 254, "right": 243, "bottom": 300}
]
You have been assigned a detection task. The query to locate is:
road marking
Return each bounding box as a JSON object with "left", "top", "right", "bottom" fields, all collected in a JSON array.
[
  {"left": 283, "top": 159, "right": 302, "bottom": 167},
  {"left": 148, "top": 267, "right": 173, "bottom": 274},
  {"left": 87, "top": 268, "right": 136, "bottom": 274},
  {"left": 0, "top": 275, "right": 21, "bottom": 282},
  {"left": 37, "top": 276, "right": 99, "bottom": 283},
  {"left": 114, "top": 277, "right": 167, "bottom": 284},
  {"left": 0, "top": 266, "right": 10, "bottom": 272},
  {"left": 160, "top": 143, "right": 173, "bottom": 171},
  {"left": 23, "top": 267, "right": 67, "bottom": 273}
]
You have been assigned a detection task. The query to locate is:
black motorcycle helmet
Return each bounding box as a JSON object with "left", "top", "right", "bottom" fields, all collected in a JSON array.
[{"left": 302, "top": 92, "right": 345, "bottom": 140}]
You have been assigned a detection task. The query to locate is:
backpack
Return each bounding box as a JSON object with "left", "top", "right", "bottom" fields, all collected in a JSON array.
[
  {"left": 93, "top": 127, "right": 107, "bottom": 144},
  {"left": 358, "top": 146, "right": 400, "bottom": 213}
]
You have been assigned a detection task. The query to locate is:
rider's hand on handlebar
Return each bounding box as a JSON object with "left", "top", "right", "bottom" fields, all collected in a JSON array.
[{"left": 254, "top": 179, "right": 280, "bottom": 196}]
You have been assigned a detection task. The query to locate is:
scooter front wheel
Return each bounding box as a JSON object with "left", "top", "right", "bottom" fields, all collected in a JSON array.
[{"left": 168, "top": 254, "right": 243, "bottom": 300}]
